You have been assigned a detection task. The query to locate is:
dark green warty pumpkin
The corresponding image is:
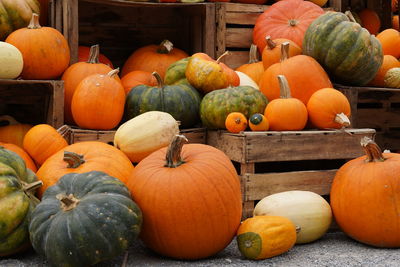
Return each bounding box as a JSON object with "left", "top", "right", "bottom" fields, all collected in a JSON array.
[
  {"left": 303, "top": 11, "right": 383, "bottom": 86},
  {"left": 0, "top": 147, "right": 41, "bottom": 256},
  {"left": 164, "top": 57, "right": 191, "bottom": 86},
  {"left": 200, "top": 86, "right": 268, "bottom": 129},
  {"left": 29, "top": 171, "right": 142, "bottom": 267},
  {"left": 125, "top": 72, "right": 201, "bottom": 128}
]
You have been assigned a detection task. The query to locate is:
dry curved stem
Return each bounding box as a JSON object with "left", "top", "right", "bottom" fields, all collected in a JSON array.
[
  {"left": 107, "top": 68, "right": 120, "bottom": 77},
  {"left": 22, "top": 180, "right": 43, "bottom": 192},
  {"left": 57, "top": 193, "right": 80, "bottom": 211},
  {"left": 265, "top": 35, "right": 277, "bottom": 50},
  {"left": 158, "top": 40, "right": 173, "bottom": 54},
  {"left": 345, "top": 10, "right": 357, "bottom": 23},
  {"left": 63, "top": 151, "right": 85, "bottom": 168},
  {"left": 56, "top": 125, "right": 70, "bottom": 138},
  {"left": 88, "top": 45, "right": 100, "bottom": 64},
  {"left": 360, "top": 136, "right": 385, "bottom": 162},
  {"left": 28, "top": 13, "right": 41, "bottom": 29},
  {"left": 280, "top": 42, "right": 290, "bottom": 62},
  {"left": 151, "top": 71, "right": 166, "bottom": 112},
  {"left": 248, "top": 44, "right": 259, "bottom": 63},
  {"left": 165, "top": 135, "right": 188, "bottom": 168},
  {"left": 334, "top": 113, "right": 351, "bottom": 127},
  {"left": 216, "top": 51, "right": 230, "bottom": 63},
  {"left": 277, "top": 75, "right": 292, "bottom": 99}
]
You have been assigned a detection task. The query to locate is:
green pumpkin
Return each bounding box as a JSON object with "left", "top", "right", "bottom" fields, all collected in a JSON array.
[
  {"left": 164, "top": 57, "right": 191, "bottom": 85},
  {"left": 303, "top": 11, "right": 383, "bottom": 86},
  {"left": 29, "top": 171, "right": 142, "bottom": 267},
  {"left": 200, "top": 86, "right": 268, "bottom": 129},
  {"left": 125, "top": 72, "right": 202, "bottom": 128},
  {"left": 0, "top": 0, "right": 41, "bottom": 40},
  {"left": 0, "top": 147, "right": 41, "bottom": 256}
]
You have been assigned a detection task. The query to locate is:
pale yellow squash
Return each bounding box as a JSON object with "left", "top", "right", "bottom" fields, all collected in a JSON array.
[
  {"left": 0, "top": 41, "right": 23, "bottom": 79},
  {"left": 235, "top": 71, "right": 259, "bottom": 90}
]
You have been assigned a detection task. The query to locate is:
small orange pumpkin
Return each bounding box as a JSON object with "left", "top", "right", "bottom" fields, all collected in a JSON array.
[
  {"left": 264, "top": 75, "right": 308, "bottom": 131},
  {"left": 368, "top": 55, "right": 400, "bottom": 87},
  {"left": 376, "top": 29, "right": 400, "bottom": 59},
  {"left": 0, "top": 115, "right": 33, "bottom": 148},
  {"left": 236, "top": 44, "right": 264, "bottom": 84},
  {"left": 261, "top": 36, "right": 302, "bottom": 71},
  {"left": 358, "top": 8, "right": 381, "bottom": 35},
  {"left": 121, "top": 70, "right": 158, "bottom": 94},
  {"left": 225, "top": 112, "right": 248, "bottom": 133},
  {"left": 0, "top": 142, "right": 37, "bottom": 172}
]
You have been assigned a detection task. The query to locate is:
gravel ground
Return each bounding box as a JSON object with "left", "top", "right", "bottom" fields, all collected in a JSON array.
[{"left": 2, "top": 231, "right": 400, "bottom": 267}]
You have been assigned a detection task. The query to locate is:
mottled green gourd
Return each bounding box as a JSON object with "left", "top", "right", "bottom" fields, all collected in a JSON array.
[
  {"left": 303, "top": 11, "right": 383, "bottom": 86},
  {"left": 200, "top": 86, "right": 268, "bottom": 129},
  {"left": 164, "top": 57, "right": 191, "bottom": 85},
  {"left": 125, "top": 71, "right": 201, "bottom": 128},
  {"left": 29, "top": 171, "right": 142, "bottom": 267},
  {"left": 0, "top": 146, "right": 41, "bottom": 256}
]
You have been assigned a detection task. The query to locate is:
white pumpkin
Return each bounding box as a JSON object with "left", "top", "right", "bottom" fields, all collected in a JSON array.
[
  {"left": 235, "top": 71, "right": 259, "bottom": 90},
  {"left": 0, "top": 42, "right": 23, "bottom": 79},
  {"left": 253, "top": 190, "right": 332, "bottom": 244},
  {"left": 114, "top": 111, "right": 179, "bottom": 163}
]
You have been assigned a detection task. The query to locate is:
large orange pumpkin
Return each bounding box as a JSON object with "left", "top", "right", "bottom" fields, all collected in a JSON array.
[
  {"left": 261, "top": 36, "right": 302, "bottom": 71},
  {"left": 368, "top": 55, "right": 400, "bottom": 87},
  {"left": 71, "top": 69, "right": 125, "bottom": 130},
  {"left": 330, "top": 137, "right": 400, "bottom": 247},
  {"left": 259, "top": 42, "right": 332, "bottom": 104},
  {"left": 5, "top": 13, "right": 70, "bottom": 80},
  {"left": 61, "top": 45, "right": 117, "bottom": 125},
  {"left": 235, "top": 44, "right": 264, "bottom": 84},
  {"left": 376, "top": 29, "right": 400, "bottom": 59},
  {"left": 0, "top": 142, "right": 37, "bottom": 172},
  {"left": 253, "top": 0, "right": 324, "bottom": 53},
  {"left": 78, "top": 45, "right": 114, "bottom": 68},
  {"left": 121, "top": 40, "right": 188, "bottom": 78},
  {"left": 127, "top": 135, "right": 242, "bottom": 260},
  {"left": 0, "top": 115, "right": 32, "bottom": 148},
  {"left": 36, "top": 141, "right": 134, "bottom": 197}
]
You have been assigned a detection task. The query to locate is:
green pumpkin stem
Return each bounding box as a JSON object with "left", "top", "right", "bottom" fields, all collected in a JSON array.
[
  {"left": 280, "top": 42, "right": 290, "bottom": 62},
  {"left": 216, "top": 51, "right": 230, "bottom": 63},
  {"left": 345, "top": 10, "right": 357, "bottom": 23},
  {"left": 334, "top": 113, "right": 351, "bottom": 127},
  {"left": 107, "top": 68, "right": 119, "bottom": 78},
  {"left": 265, "top": 36, "right": 276, "bottom": 50},
  {"left": 248, "top": 44, "right": 259, "bottom": 63},
  {"left": 277, "top": 75, "right": 292, "bottom": 99},
  {"left": 157, "top": 40, "right": 173, "bottom": 54},
  {"left": 151, "top": 71, "right": 166, "bottom": 112},
  {"left": 165, "top": 135, "right": 188, "bottom": 168},
  {"left": 57, "top": 194, "right": 80, "bottom": 211},
  {"left": 22, "top": 180, "right": 43, "bottom": 192},
  {"left": 360, "top": 136, "right": 385, "bottom": 162},
  {"left": 63, "top": 151, "right": 85, "bottom": 168},
  {"left": 88, "top": 45, "right": 100, "bottom": 64},
  {"left": 28, "top": 13, "right": 41, "bottom": 29}
]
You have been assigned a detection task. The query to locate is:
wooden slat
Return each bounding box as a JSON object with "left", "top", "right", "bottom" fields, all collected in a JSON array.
[
  {"left": 357, "top": 109, "right": 400, "bottom": 130},
  {"left": 223, "top": 2, "right": 267, "bottom": 12},
  {"left": 203, "top": 3, "right": 216, "bottom": 58},
  {"left": 226, "top": 28, "right": 253, "bottom": 48},
  {"left": 180, "top": 128, "right": 207, "bottom": 144},
  {"left": 219, "top": 51, "right": 249, "bottom": 69},
  {"left": 241, "top": 169, "right": 336, "bottom": 201},
  {"left": 225, "top": 12, "right": 263, "bottom": 25}
]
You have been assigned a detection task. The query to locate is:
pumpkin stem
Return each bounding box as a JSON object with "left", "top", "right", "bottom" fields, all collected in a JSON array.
[
  {"left": 345, "top": 10, "right": 357, "bottom": 23},
  {"left": 289, "top": 19, "right": 298, "bottom": 27},
  {"left": 334, "top": 113, "right": 351, "bottom": 127},
  {"left": 88, "top": 45, "right": 100, "bottom": 64},
  {"left": 107, "top": 68, "right": 119, "bottom": 78},
  {"left": 280, "top": 42, "right": 289, "bottom": 62},
  {"left": 22, "top": 180, "right": 43, "bottom": 192},
  {"left": 296, "top": 225, "right": 301, "bottom": 233},
  {"left": 157, "top": 40, "right": 173, "bottom": 54},
  {"left": 360, "top": 136, "right": 385, "bottom": 162},
  {"left": 0, "top": 115, "right": 20, "bottom": 126},
  {"left": 151, "top": 71, "right": 166, "bottom": 112},
  {"left": 63, "top": 151, "right": 85, "bottom": 168},
  {"left": 248, "top": 44, "right": 259, "bottom": 63},
  {"left": 56, "top": 125, "right": 69, "bottom": 138},
  {"left": 216, "top": 51, "right": 230, "bottom": 63},
  {"left": 265, "top": 36, "right": 277, "bottom": 50},
  {"left": 57, "top": 194, "right": 80, "bottom": 211},
  {"left": 277, "top": 75, "right": 292, "bottom": 99},
  {"left": 28, "top": 13, "right": 41, "bottom": 29},
  {"left": 165, "top": 135, "right": 188, "bottom": 168}
]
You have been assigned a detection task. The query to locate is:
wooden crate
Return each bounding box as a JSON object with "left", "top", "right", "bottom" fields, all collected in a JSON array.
[
  {"left": 336, "top": 85, "right": 400, "bottom": 152},
  {"left": 49, "top": 0, "right": 216, "bottom": 66},
  {"left": 207, "top": 128, "right": 376, "bottom": 218},
  {"left": 0, "top": 80, "right": 64, "bottom": 128},
  {"left": 59, "top": 125, "right": 207, "bottom": 145}
]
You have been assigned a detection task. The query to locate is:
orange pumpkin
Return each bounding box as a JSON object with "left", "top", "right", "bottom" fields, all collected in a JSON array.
[
  {"left": 261, "top": 36, "right": 302, "bottom": 71},
  {"left": 71, "top": 69, "right": 125, "bottom": 130},
  {"left": 225, "top": 112, "right": 248, "bottom": 133},
  {"left": 78, "top": 45, "right": 114, "bottom": 68},
  {"left": 127, "top": 135, "right": 242, "bottom": 259},
  {"left": 0, "top": 142, "right": 37, "bottom": 172},
  {"left": 376, "top": 29, "right": 400, "bottom": 59},
  {"left": 61, "top": 45, "right": 116, "bottom": 125},
  {"left": 358, "top": 8, "right": 381, "bottom": 35},
  {"left": 393, "top": 15, "right": 399, "bottom": 31},
  {"left": 253, "top": 0, "right": 324, "bottom": 53},
  {"left": 236, "top": 44, "right": 264, "bottom": 84},
  {"left": 36, "top": 141, "right": 134, "bottom": 197},
  {"left": 121, "top": 70, "right": 158, "bottom": 94},
  {"left": 121, "top": 40, "right": 188, "bottom": 78},
  {"left": 5, "top": 13, "right": 70, "bottom": 80},
  {"left": 259, "top": 42, "right": 332, "bottom": 104},
  {"left": 368, "top": 55, "right": 400, "bottom": 87},
  {"left": 22, "top": 124, "right": 68, "bottom": 166},
  {"left": 330, "top": 137, "right": 400, "bottom": 247},
  {"left": 0, "top": 115, "right": 32, "bottom": 148},
  {"left": 307, "top": 88, "right": 351, "bottom": 129}
]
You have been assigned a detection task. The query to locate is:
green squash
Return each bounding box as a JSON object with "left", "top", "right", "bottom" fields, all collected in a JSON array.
[
  {"left": 29, "top": 171, "right": 142, "bottom": 267},
  {"left": 0, "top": 0, "right": 41, "bottom": 40},
  {"left": 0, "top": 146, "right": 41, "bottom": 256},
  {"left": 303, "top": 11, "right": 383, "bottom": 86},
  {"left": 200, "top": 86, "right": 268, "bottom": 129},
  {"left": 164, "top": 57, "right": 191, "bottom": 85},
  {"left": 125, "top": 72, "right": 202, "bottom": 128}
]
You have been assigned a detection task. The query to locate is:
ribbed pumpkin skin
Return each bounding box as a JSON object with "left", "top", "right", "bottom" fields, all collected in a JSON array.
[
  {"left": 29, "top": 171, "right": 142, "bottom": 267},
  {"left": 303, "top": 11, "right": 383, "bottom": 86},
  {"left": 127, "top": 143, "right": 242, "bottom": 259},
  {"left": 124, "top": 82, "right": 201, "bottom": 128},
  {"left": 0, "top": 0, "right": 40, "bottom": 40},
  {"left": 200, "top": 86, "right": 268, "bottom": 129},
  {"left": 0, "top": 147, "right": 39, "bottom": 256}
]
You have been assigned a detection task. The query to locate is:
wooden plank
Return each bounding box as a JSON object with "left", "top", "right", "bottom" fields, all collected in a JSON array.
[
  {"left": 203, "top": 3, "right": 216, "bottom": 58},
  {"left": 226, "top": 28, "right": 253, "bottom": 48},
  {"left": 225, "top": 12, "right": 263, "bottom": 25},
  {"left": 81, "top": 0, "right": 211, "bottom": 7},
  {"left": 180, "top": 128, "right": 207, "bottom": 144},
  {"left": 47, "top": 81, "right": 64, "bottom": 128},
  {"left": 219, "top": 51, "right": 249, "bottom": 69},
  {"left": 216, "top": 3, "right": 227, "bottom": 58},
  {"left": 207, "top": 131, "right": 246, "bottom": 162},
  {"left": 357, "top": 109, "right": 400, "bottom": 130},
  {"left": 241, "top": 169, "right": 337, "bottom": 201},
  {"left": 224, "top": 2, "right": 267, "bottom": 12}
]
